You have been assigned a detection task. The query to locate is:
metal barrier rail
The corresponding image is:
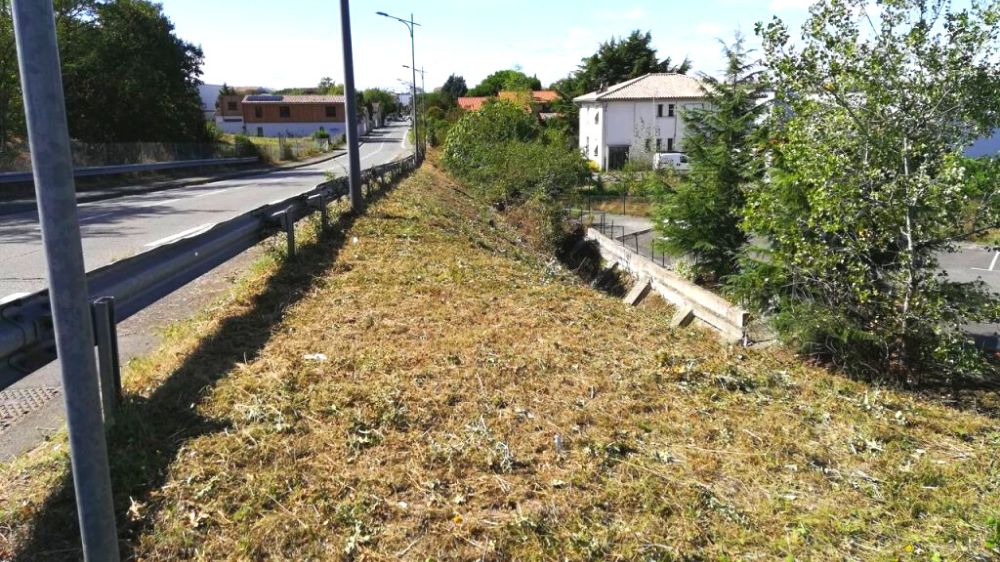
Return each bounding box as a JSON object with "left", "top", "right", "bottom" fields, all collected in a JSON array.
[
  {"left": 0, "top": 154, "right": 418, "bottom": 389},
  {"left": 0, "top": 156, "right": 260, "bottom": 184}
]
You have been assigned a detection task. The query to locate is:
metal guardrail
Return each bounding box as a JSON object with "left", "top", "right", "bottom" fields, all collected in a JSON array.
[
  {"left": 0, "top": 156, "right": 260, "bottom": 184},
  {"left": 0, "top": 154, "right": 418, "bottom": 389}
]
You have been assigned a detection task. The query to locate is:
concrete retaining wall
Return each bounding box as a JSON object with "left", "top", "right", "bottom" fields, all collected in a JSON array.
[{"left": 586, "top": 227, "right": 748, "bottom": 343}]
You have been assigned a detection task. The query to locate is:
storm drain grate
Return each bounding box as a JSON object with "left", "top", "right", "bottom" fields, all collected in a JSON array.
[{"left": 0, "top": 387, "right": 60, "bottom": 434}]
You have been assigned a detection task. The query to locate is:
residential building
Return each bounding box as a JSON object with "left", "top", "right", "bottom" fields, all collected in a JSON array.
[
  {"left": 215, "top": 94, "right": 348, "bottom": 138},
  {"left": 574, "top": 73, "right": 707, "bottom": 170},
  {"left": 197, "top": 84, "right": 224, "bottom": 120}
]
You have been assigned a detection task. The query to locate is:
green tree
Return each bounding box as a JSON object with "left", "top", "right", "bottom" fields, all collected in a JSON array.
[
  {"left": 57, "top": 0, "right": 207, "bottom": 142},
  {"left": 655, "top": 35, "right": 767, "bottom": 282},
  {"left": 574, "top": 31, "right": 691, "bottom": 95},
  {"left": 468, "top": 69, "right": 542, "bottom": 96},
  {"left": 0, "top": 0, "right": 20, "bottom": 149},
  {"left": 441, "top": 74, "right": 468, "bottom": 99},
  {"left": 740, "top": 0, "right": 1000, "bottom": 379},
  {"left": 362, "top": 88, "right": 398, "bottom": 116}
]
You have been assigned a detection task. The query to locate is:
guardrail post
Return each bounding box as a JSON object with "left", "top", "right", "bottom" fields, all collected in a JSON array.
[
  {"left": 93, "top": 297, "right": 121, "bottom": 426},
  {"left": 319, "top": 201, "right": 329, "bottom": 230},
  {"left": 281, "top": 212, "right": 296, "bottom": 258},
  {"left": 11, "top": 0, "right": 120, "bottom": 558}
]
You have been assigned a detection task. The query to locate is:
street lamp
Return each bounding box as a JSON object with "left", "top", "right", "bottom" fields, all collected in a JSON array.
[{"left": 376, "top": 10, "right": 421, "bottom": 158}]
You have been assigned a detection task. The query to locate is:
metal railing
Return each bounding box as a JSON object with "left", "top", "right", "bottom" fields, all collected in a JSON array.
[
  {"left": 0, "top": 154, "right": 419, "bottom": 390},
  {"left": 0, "top": 156, "right": 260, "bottom": 184}
]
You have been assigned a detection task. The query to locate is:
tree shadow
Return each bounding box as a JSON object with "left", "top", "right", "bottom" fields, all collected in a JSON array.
[{"left": 10, "top": 170, "right": 410, "bottom": 561}]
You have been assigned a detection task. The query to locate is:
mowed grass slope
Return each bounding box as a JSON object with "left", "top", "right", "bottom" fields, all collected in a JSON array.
[{"left": 2, "top": 163, "right": 999, "bottom": 561}]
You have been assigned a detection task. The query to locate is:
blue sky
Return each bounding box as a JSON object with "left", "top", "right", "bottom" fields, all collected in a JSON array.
[{"left": 161, "top": 0, "right": 818, "bottom": 93}]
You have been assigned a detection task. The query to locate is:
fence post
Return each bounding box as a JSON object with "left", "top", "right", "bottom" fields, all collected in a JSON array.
[
  {"left": 10, "top": 0, "right": 120, "bottom": 559},
  {"left": 93, "top": 297, "right": 121, "bottom": 427}
]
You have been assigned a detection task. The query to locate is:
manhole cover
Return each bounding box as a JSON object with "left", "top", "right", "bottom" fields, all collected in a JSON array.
[{"left": 0, "top": 387, "right": 60, "bottom": 434}]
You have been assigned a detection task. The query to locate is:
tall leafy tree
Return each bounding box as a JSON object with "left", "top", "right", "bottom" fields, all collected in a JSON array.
[
  {"left": 468, "top": 69, "right": 542, "bottom": 96},
  {"left": 60, "top": 0, "right": 208, "bottom": 142},
  {"left": 741, "top": 0, "right": 1000, "bottom": 378},
  {"left": 441, "top": 74, "right": 468, "bottom": 99},
  {"left": 362, "top": 88, "right": 398, "bottom": 115},
  {"left": 655, "top": 35, "right": 767, "bottom": 282},
  {"left": 0, "top": 0, "right": 20, "bottom": 149},
  {"left": 574, "top": 31, "right": 691, "bottom": 95}
]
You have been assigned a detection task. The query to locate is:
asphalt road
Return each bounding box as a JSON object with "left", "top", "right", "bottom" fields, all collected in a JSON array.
[
  {"left": 0, "top": 122, "right": 411, "bottom": 458},
  {"left": 0, "top": 122, "right": 411, "bottom": 296}
]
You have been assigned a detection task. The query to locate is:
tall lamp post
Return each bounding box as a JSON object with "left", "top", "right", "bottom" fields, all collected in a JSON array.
[{"left": 376, "top": 10, "right": 420, "bottom": 158}]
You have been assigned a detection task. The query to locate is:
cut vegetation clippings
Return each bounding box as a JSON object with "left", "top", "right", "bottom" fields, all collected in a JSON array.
[{"left": 1, "top": 162, "right": 999, "bottom": 561}]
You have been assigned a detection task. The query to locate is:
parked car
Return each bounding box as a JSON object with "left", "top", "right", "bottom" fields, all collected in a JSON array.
[{"left": 653, "top": 152, "right": 690, "bottom": 172}]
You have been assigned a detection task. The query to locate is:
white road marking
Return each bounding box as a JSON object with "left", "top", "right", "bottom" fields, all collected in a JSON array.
[
  {"left": 0, "top": 292, "right": 30, "bottom": 305},
  {"left": 360, "top": 138, "right": 386, "bottom": 162},
  {"left": 144, "top": 223, "right": 215, "bottom": 248},
  {"left": 972, "top": 250, "right": 1000, "bottom": 272}
]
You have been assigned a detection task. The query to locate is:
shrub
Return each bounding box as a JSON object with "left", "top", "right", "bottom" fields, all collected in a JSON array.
[
  {"left": 233, "top": 134, "right": 258, "bottom": 158},
  {"left": 443, "top": 100, "right": 589, "bottom": 208}
]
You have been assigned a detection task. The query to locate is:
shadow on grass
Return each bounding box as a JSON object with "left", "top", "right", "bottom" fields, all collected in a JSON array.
[
  {"left": 12, "top": 169, "right": 411, "bottom": 561},
  {"left": 557, "top": 223, "right": 629, "bottom": 298}
]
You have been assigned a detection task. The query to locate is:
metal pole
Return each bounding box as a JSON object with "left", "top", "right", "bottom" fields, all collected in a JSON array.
[
  {"left": 10, "top": 0, "right": 119, "bottom": 559},
  {"left": 339, "top": 0, "right": 363, "bottom": 213},
  {"left": 409, "top": 15, "right": 419, "bottom": 159},
  {"left": 94, "top": 297, "right": 122, "bottom": 426}
]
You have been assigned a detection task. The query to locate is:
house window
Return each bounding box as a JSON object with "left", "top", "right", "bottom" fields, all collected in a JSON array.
[
  {"left": 657, "top": 104, "right": 664, "bottom": 117},
  {"left": 667, "top": 138, "right": 675, "bottom": 151},
  {"left": 257, "top": 127, "right": 264, "bottom": 137},
  {"left": 325, "top": 105, "right": 337, "bottom": 118},
  {"left": 593, "top": 145, "right": 598, "bottom": 157},
  {"left": 279, "top": 105, "right": 291, "bottom": 118},
  {"left": 668, "top": 104, "right": 675, "bottom": 117},
  {"left": 656, "top": 138, "right": 662, "bottom": 151},
  {"left": 645, "top": 138, "right": 652, "bottom": 152},
  {"left": 594, "top": 112, "right": 599, "bottom": 125},
  {"left": 227, "top": 101, "right": 237, "bottom": 111},
  {"left": 254, "top": 106, "right": 263, "bottom": 118}
]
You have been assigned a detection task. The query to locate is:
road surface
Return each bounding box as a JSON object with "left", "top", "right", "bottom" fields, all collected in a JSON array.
[{"left": 0, "top": 122, "right": 411, "bottom": 458}]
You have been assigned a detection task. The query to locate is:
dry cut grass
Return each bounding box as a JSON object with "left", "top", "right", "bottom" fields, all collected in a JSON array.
[{"left": 2, "top": 162, "right": 999, "bottom": 561}]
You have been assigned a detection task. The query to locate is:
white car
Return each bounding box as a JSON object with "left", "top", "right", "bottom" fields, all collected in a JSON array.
[{"left": 653, "top": 152, "right": 690, "bottom": 172}]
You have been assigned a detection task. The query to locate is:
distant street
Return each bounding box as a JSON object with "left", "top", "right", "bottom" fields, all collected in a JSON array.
[{"left": 0, "top": 122, "right": 411, "bottom": 458}]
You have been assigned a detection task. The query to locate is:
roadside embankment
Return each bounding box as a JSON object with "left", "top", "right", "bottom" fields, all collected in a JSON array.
[{"left": 1, "top": 161, "right": 997, "bottom": 560}]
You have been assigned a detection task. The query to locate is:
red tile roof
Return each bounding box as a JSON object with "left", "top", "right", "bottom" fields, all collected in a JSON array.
[{"left": 458, "top": 97, "right": 488, "bottom": 111}]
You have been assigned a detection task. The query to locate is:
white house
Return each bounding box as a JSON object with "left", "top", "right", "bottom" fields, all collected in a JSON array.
[{"left": 574, "top": 73, "right": 708, "bottom": 170}]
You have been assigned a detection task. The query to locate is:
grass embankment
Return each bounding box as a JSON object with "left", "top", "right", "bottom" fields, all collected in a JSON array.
[{"left": 2, "top": 162, "right": 999, "bottom": 560}]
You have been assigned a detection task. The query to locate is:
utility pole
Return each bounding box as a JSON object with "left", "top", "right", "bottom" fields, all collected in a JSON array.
[
  {"left": 339, "top": 0, "right": 363, "bottom": 212},
  {"left": 10, "top": 0, "right": 119, "bottom": 560}
]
